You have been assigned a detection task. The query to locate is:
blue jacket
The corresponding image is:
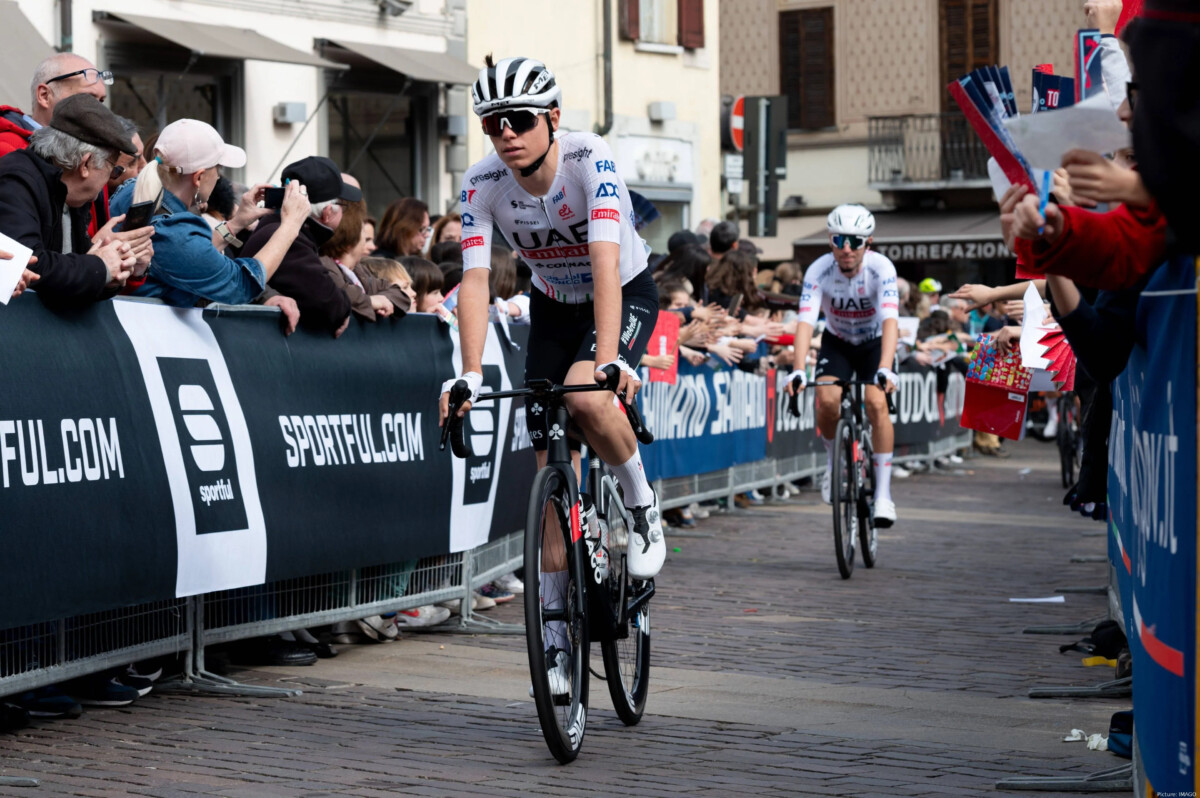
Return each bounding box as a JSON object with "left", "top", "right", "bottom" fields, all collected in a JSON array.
[{"left": 109, "top": 181, "right": 266, "bottom": 307}]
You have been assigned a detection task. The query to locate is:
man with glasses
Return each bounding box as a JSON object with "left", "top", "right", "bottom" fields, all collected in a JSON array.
[
  {"left": 1, "top": 53, "right": 114, "bottom": 157},
  {"left": 785, "top": 204, "right": 901, "bottom": 527}
]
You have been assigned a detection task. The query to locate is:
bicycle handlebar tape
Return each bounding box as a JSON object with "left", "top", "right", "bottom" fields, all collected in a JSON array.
[
  {"left": 444, "top": 380, "right": 475, "bottom": 459},
  {"left": 599, "top": 364, "right": 622, "bottom": 392}
]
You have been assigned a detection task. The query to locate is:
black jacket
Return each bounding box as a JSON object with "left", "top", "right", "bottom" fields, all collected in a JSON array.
[
  {"left": 0, "top": 149, "right": 111, "bottom": 304},
  {"left": 240, "top": 214, "right": 351, "bottom": 333}
]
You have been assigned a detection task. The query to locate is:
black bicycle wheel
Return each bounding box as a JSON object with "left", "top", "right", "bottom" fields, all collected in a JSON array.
[
  {"left": 598, "top": 481, "right": 650, "bottom": 726},
  {"left": 524, "top": 466, "right": 590, "bottom": 764},
  {"left": 831, "top": 419, "right": 857, "bottom": 579},
  {"left": 857, "top": 430, "right": 878, "bottom": 568}
]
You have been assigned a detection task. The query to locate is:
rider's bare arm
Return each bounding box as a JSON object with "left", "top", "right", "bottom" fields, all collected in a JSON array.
[{"left": 590, "top": 240, "right": 622, "bottom": 366}]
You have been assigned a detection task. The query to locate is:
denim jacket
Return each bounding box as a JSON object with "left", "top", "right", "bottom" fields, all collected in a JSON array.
[{"left": 109, "top": 181, "right": 266, "bottom": 307}]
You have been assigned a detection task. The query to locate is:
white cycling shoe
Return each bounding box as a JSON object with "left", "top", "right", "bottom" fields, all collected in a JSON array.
[
  {"left": 820, "top": 470, "right": 832, "bottom": 505},
  {"left": 873, "top": 498, "right": 897, "bottom": 528},
  {"left": 529, "top": 646, "right": 571, "bottom": 698},
  {"left": 628, "top": 491, "right": 666, "bottom": 580}
]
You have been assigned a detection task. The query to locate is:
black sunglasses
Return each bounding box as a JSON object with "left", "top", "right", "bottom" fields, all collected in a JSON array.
[{"left": 481, "top": 110, "right": 541, "bottom": 137}]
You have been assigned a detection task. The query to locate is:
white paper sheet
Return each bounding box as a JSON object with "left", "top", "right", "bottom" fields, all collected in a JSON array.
[
  {"left": 1019, "top": 282, "right": 1051, "bottom": 369},
  {"left": 0, "top": 232, "right": 32, "bottom": 306},
  {"left": 1003, "top": 91, "right": 1131, "bottom": 170},
  {"left": 1009, "top": 596, "right": 1066, "bottom": 603}
]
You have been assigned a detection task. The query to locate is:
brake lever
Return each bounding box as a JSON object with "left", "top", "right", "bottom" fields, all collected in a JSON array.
[{"left": 439, "top": 381, "right": 475, "bottom": 459}]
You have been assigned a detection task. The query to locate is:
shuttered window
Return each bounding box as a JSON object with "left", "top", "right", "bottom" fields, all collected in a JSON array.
[
  {"left": 677, "top": 0, "right": 704, "bottom": 49},
  {"left": 779, "top": 8, "right": 834, "bottom": 131},
  {"left": 619, "top": 0, "right": 640, "bottom": 41},
  {"left": 940, "top": 0, "right": 997, "bottom": 110}
]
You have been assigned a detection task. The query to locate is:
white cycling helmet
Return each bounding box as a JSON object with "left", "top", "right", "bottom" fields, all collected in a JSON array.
[
  {"left": 472, "top": 56, "right": 562, "bottom": 117},
  {"left": 826, "top": 204, "right": 876, "bottom": 237}
]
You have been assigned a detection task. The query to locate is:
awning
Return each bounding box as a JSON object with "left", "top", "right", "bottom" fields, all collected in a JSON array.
[
  {"left": 0, "top": 0, "right": 53, "bottom": 108},
  {"left": 319, "top": 39, "right": 478, "bottom": 85},
  {"left": 103, "top": 12, "right": 345, "bottom": 70},
  {"left": 791, "top": 210, "right": 1012, "bottom": 265},
  {"left": 739, "top": 216, "right": 827, "bottom": 263}
]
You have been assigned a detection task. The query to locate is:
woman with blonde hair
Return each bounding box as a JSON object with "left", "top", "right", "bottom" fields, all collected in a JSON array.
[{"left": 108, "top": 118, "right": 310, "bottom": 307}]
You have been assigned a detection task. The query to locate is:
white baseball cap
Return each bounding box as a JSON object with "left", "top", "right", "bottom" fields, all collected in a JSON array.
[{"left": 154, "top": 118, "right": 246, "bottom": 174}]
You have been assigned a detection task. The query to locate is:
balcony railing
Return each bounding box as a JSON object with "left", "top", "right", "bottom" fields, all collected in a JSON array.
[{"left": 868, "top": 113, "right": 990, "bottom": 188}]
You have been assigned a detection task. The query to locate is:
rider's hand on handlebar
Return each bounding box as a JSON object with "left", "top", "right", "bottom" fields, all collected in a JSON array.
[
  {"left": 438, "top": 371, "right": 483, "bottom": 427},
  {"left": 875, "top": 367, "right": 898, "bottom": 394},
  {"left": 595, "top": 359, "right": 641, "bottom": 404},
  {"left": 784, "top": 369, "right": 807, "bottom": 396}
]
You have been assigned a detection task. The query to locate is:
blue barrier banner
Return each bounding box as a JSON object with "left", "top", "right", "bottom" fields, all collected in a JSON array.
[
  {"left": 636, "top": 361, "right": 768, "bottom": 481},
  {"left": 1108, "top": 256, "right": 1197, "bottom": 794}
]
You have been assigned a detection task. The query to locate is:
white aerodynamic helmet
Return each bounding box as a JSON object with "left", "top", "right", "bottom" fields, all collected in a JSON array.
[
  {"left": 826, "top": 204, "right": 876, "bottom": 237},
  {"left": 471, "top": 56, "right": 562, "bottom": 117}
]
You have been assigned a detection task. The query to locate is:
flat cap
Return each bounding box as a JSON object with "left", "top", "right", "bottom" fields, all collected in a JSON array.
[{"left": 49, "top": 94, "right": 137, "bottom": 157}]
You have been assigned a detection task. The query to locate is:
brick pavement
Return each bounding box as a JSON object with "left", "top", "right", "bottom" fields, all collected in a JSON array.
[{"left": 0, "top": 440, "right": 1128, "bottom": 797}]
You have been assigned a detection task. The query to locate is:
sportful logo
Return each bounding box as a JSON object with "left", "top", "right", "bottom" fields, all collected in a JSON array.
[
  {"left": 595, "top": 183, "right": 619, "bottom": 199},
  {"left": 594, "top": 160, "right": 615, "bottom": 173},
  {"left": 462, "top": 365, "right": 504, "bottom": 505},
  {"left": 470, "top": 168, "right": 509, "bottom": 186},
  {"left": 558, "top": 204, "right": 575, "bottom": 220},
  {"left": 591, "top": 209, "right": 619, "bottom": 223},
  {"left": 563, "top": 147, "right": 592, "bottom": 163},
  {"left": 158, "top": 358, "right": 248, "bottom": 535}
]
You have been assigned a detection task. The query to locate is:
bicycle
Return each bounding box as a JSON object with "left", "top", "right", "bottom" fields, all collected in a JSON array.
[
  {"left": 790, "top": 379, "right": 895, "bottom": 580},
  {"left": 1056, "top": 391, "right": 1082, "bottom": 489},
  {"left": 441, "top": 366, "right": 655, "bottom": 763}
]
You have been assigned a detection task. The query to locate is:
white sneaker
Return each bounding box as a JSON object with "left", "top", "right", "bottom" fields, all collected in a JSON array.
[
  {"left": 687, "top": 502, "right": 711, "bottom": 520},
  {"left": 394, "top": 605, "right": 452, "bottom": 628},
  {"left": 438, "top": 595, "right": 496, "bottom": 615},
  {"left": 495, "top": 572, "right": 524, "bottom": 595},
  {"left": 948, "top": 454, "right": 964, "bottom": 464},
  {"left": 628, "top": 491, "right": 666, "bottom": 580},
  {"left": 892, "top": 464, "right": 911, "bottom": 479},
  {"left": 874, "top": 498, "right": 897, "bottom": 528},
  {"left": 820, "top": 470, "right": 832, "bottom": 505},
  {"left": 1043, "top": 418, "right": 1059, "bottom": 438},
  {"left": 528, "top": 647, "right": 571, "bottom": 697}
]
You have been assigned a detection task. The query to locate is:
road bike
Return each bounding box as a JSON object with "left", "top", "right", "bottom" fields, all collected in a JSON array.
[
  {"left": 1056, "top": 391, "right": 1082, "bottom": 489},
  {"left": 442, "top": 366, "right": 655, "bottom": 763},
  {"left": 790, "top": 379, "right": 895, "bottom": 579}
]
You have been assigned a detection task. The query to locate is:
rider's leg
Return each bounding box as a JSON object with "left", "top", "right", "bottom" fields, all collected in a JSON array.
[
  {"left": 532, "top": 449, "right": 582, "bottom": 658},
  {"left": 815, "top": 379, "right": 841, "bottom": 471},
  {"left": 864, "top": 385, "right": 895, "bottom": 504},
  {"left": 562, "top": 359, "right": 654, "bottom": 507}
]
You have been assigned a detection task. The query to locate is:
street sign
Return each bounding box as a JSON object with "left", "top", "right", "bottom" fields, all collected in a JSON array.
[
  {"left": 730, "top": 95, "right": 744, "bottom": 152},
  {"left": 724, "top": 153, "right": 744, "bottom": 195},
  {"left": 743, "top": 95, "right": 787, "bottom": 237}
]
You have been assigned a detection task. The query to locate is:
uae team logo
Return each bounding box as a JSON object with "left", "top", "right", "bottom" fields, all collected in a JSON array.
[{"left": 157, "top": 357, "right": 249, "bottom": 535}]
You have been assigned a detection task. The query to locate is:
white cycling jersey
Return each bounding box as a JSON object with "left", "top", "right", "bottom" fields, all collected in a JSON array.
[
  {"left": 459, "top": 131, "right": 649, "bottom": 304},
  {"left": 798, "top": 251, "right": 900, "bottom": 345}
]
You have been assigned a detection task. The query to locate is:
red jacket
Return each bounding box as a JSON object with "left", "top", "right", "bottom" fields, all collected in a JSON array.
[
  {"left": 0, "top": 106, "right": 33, "bottom": 157},
  {"left": 1013, "top": 201, "right": 1168, "bottom": 292}
]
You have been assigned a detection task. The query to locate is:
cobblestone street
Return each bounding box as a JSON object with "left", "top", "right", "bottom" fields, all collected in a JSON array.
[{"left": 0, "top": 441, "right": 1125, "bottom": 797}]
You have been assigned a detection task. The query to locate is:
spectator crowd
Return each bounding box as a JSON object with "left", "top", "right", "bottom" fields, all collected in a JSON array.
[{"left": 0, "top": 0, "right": 1192, "bottom": 758}]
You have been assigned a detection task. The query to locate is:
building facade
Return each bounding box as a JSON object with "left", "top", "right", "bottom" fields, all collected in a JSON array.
[
  {"left": 721, "top": 0, "right": 1092, "bottom": 285},
  {"left": 464, "top": 0, "right": 722, "bottom": 254},
  {"left": 3, "top": 0, "right": 477, "bottom": 218}
]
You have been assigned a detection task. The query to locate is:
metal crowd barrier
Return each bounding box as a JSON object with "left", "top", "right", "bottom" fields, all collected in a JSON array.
[{"left": 0, "top": 438, "right": 972, "bottom": 701}]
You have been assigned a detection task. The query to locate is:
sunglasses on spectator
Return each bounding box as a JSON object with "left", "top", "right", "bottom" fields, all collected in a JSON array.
[
  {"left": 1126, "top": 81, "right": 1138, "bottom": 113},
  {"left": 109, "top": 164, "right": 126, "bottom": 181},
  {"left": 481, "top": 110, "right": 541, "bottom": 137},
  {"left": 831, "top": 234, "right": 868, "bottom": 250},
  {"left": 46, "top": 68, "right": 114, "bottom": 88}
]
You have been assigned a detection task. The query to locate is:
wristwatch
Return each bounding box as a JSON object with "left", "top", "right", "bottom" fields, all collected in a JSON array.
[{"left": 215, "top": 221, "right": 240, "bottom": 246}]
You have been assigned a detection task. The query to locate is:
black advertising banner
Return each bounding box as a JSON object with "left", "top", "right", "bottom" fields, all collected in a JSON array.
[{"left": 0, "top": 300, "right": 177, "bottom": 629}]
